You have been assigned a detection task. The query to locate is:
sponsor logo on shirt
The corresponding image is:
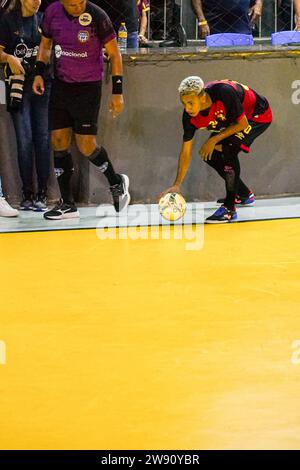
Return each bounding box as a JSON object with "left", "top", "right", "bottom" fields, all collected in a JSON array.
[
  {"left": 54, "top": 44, "right": 88, "bottom": 59},
  {"left": 14, "top": 43, "right": 39, "bottom": 59},
  {"left": 14, "top": 43, "right": 28, "bottom": 58},
  {"left": 79, "top": 12, "right": 92, "bottom": 26},
  {"left": 78, "top": 30, "right": 90, "bottom": 43},
  {"left": 55, "top": 44, "right": 62, "bottom": 58},
  {"left": 215, "top": 110, "right": 226, "bottom": 121}
]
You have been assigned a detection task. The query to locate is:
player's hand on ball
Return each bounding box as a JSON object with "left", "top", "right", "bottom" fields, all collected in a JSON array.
[
  {"left": 199, "top": 137, "right": 217, "bottom": 161},
  {"left": 109, "top": 94, "right": 124, "bottom": 118},
  {"left": 158, "top": 185, "right": 181, "bottom": 201}
]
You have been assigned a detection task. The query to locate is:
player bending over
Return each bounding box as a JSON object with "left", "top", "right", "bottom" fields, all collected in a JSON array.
[{"left": 162, "top": 76, "right": 272, "bottom": 223}]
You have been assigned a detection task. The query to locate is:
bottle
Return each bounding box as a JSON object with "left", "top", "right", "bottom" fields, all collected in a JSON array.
[{"left": 118, "top": 22, "right": 127, "bottom": 54}]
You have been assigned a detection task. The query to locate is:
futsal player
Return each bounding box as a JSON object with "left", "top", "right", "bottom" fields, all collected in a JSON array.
[
  {"left": 33, "top": 0, "right": 130, "bottom": 219},
  {"left": 162, "top": 76, "right": 272, "bottom": 223}
]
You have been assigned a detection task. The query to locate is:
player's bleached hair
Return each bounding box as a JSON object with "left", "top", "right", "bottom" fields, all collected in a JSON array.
[{"left": 178, "top": 76, "right": 204, "bottom": 96}]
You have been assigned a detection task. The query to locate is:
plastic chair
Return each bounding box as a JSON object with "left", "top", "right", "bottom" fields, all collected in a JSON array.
[
  {"left": 205, "top": 33, "right": 254, "bottom": 47},
  {"left": 271, "top": 31, "right": 300, "bottom": 45}
]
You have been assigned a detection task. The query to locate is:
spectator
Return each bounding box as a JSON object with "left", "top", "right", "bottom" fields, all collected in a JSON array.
[
  {"left": 0, "top": 0, "right": 51, "bottom": 211},
  {"left": 192, "top": 0, "right": 263, "bottom": 38},
  {"left": 277, "top": 0, "right": 300, "bottom": 31},
  {"left": 0, "top": 176, "right": 18, "bottom": 217},
  {"left": 95, "top": 0, "right": 139, "bottom": 49},
  {"left": 154, "top": 0, "right": 184, "bottom": 46},
  {"left": 137, "top": 0, "right": 150, "bottom": 46}
]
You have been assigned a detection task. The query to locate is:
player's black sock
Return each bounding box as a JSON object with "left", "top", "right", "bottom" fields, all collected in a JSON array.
[
  {"left": 54, "top": 150, "right": 74, "bottom": 205},
  {"left": 206, "top": 151, "right": 250, "bottom": 199},
  {"left": 222, "top": 149, "right": 241, "bottom": 211},
  {"left": 88, "top": 146, "right": 121, "bottom": 186}
]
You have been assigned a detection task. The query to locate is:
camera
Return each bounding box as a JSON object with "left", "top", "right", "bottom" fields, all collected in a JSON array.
[
  {"left": 8, "top": 60, "right": 30, "bottom": 111},
  {"left": 8, "top": 73, "right": 25, "bottom": 110}
]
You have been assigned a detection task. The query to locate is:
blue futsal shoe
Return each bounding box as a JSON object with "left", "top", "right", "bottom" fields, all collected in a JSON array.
[
  {"left": 206, "top": 205, "right": 237, "bottom": 224},
  {"left": 217, "top": 192, "right": 255, "bottom": 206},
  {"left": 236, "top": 192, "right": 255, "bottom": 206}
]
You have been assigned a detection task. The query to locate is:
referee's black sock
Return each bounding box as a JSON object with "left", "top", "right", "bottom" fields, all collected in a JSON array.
[
  {"left": 54, "top": 150, "right": 74, "bottom": 205},
  {"left": 88, "top": 146, "right": 121, "bottom": 186}
]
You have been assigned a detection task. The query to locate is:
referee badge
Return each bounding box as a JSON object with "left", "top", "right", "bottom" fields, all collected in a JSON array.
[
  {"left": 78, "top": 30, "right": 90, "bottom": 43},
  {"left": 79, "top": 12, "right": 92, "bottom": 26}
]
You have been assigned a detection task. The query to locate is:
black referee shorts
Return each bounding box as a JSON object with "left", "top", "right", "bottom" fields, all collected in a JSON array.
[{"left": 49, "top": 79, "right": 102, "bottom": 135}]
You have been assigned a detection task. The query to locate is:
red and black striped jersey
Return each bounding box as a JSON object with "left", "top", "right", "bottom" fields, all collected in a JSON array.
[{"left": 183, "top": 80, "right": 272, "bottom": 142}]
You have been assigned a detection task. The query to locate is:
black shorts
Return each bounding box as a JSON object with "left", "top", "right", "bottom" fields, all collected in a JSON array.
[
  {"left": 210, "top": 120, "right": 271, "bottom": 154},
  {"left": 221, "top": 121, "right": 271, "bottom": 154},
  {"left": 49, "top": 79, "right": 102, "bottom": 135}
]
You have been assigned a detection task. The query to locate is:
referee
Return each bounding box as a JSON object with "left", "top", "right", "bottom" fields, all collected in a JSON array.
[{"left": 33, "top": 0, "right": 130, "bottom": 219}]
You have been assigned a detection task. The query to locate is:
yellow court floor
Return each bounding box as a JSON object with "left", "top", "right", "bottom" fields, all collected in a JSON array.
[{"left": 1, "top": 219, "right": 300, "bottom": 450}]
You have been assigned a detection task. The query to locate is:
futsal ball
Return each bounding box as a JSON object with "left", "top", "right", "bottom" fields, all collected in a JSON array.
[{"left": 159, "top": 192, "right": 187, "bottom": 221}]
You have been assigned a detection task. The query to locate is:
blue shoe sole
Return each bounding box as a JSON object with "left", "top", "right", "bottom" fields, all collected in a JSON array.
[{"left": 205, "top": 217, "right": 237, "bottom": 224}]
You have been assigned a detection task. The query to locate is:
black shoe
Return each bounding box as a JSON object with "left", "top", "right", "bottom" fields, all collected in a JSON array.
[
  {"left": 109, "top": 174, "right": 130, "bottom": 213},
  {"left": 20, "top": 192, "right": 34, "bottom": 211},
  {"left": 206, "top": 205, "right": 237, "bottom": 224},
  {"left": 33, "top": 190, "right": 48, "bottom": 212},
  {"left": 159, "top": 38, "right": 177, "bottom": 47},
  {"left": 159, "top": 25, "right": 187, "bottom": 48},
  {"left": 43, "top": 200, "right": 80, "bottom": 220}
]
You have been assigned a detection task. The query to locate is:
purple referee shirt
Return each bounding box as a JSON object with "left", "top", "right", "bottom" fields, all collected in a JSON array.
[{"left": 42, "top": 1, "right": 116, "bottom": 83}]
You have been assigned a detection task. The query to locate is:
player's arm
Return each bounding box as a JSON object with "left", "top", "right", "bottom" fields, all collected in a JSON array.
[
  {"left": 200, "top": 84, "right": 250, "bottom": 160},
  {"left": 213, "top": 115, "right": 249, "bottom": 143},
  {"left": 200, "top": 115, "right": 249, "bottom": 161},
  {"left": 105, "top": 38, "right": 124, "bottom": 118},
  {"left": 33, "top": 35, "right": 52, "bottom": 95},
  {"left": 160, "top": 139, "right": 194, "bottom": 197}
]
